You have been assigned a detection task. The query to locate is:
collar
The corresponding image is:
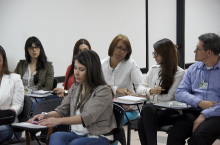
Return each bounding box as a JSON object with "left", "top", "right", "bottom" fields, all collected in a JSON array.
[{"left": 197, "top": 56, "right": 220, "bottom": 70}]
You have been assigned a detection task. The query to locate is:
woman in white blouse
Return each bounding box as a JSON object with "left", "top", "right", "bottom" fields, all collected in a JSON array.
[
  {"left": 101, "top": 34, "right": 143, "bottom": 144},
  {"left": 136, "top": 38, "right": 185, "bottom": 145},
  {"left": 0, "top": 46, "right": 24, "bottom": 144}
]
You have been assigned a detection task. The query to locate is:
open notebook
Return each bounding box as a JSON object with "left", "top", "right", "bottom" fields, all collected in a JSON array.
[{"left": 117, "top": 96, "right": 147, "bottom": 103}]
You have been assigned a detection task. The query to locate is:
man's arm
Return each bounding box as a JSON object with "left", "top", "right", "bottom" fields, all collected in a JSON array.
[{"left": 175, "top": 67, "right": 202, "bottom": 108}]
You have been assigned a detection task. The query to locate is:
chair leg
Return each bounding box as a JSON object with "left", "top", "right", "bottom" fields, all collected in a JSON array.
[
  {"left": 127, "top": 123, "right": 131, "bottom": 145},
  {"left": 117, "top": 128, "right": 126, "bottom": 145}
]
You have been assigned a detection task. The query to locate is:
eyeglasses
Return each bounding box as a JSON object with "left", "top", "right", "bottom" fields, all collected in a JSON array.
[
  {"left": 115, "top": 46, "right": 129, "bottom": 53},
  {"left": 196, "top": 48, "right": 204, "bottom": 51},
  {"left": 28, "top": 46, "right": 40, "bottom": 50},
  {"left": 152, "top": 52, "right": 158, "bottom": 57}
]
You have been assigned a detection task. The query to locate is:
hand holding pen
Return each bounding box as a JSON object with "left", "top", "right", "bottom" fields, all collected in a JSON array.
[{"left": 116, "top": 88, "right": 132, "bottom": 96}]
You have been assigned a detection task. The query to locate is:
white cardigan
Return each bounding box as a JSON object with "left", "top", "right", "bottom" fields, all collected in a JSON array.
[
  {"left": 101, "top": 57, "right": 143, "bottom": 97},
  {"left": 0, "top": 73, "right": 24, "bottom": 122},
  {"left": 136, "top": 65, "right": 185, "bottom": 103}
]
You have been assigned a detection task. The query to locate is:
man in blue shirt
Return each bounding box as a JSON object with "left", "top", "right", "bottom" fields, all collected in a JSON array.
[{"left": 167, "top": 33, "right": 220, "bottom": 145}]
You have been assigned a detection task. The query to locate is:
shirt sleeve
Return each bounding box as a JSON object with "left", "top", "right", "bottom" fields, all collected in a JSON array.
[
  {"left": 136, "top": 67, "right": 153, "bottom": 96},
  {"left": 201, "top": 103, "right": 220, "bottom": 118},
  {"left": 175, "top": 66, "right": 202, "bottom": 108},
  {"left": 63, "top": 65, "right": 71, "bottom": 88},
  {"left": 10, "top": 74, "right": 24, "bottom": 116},
  {"left": 130, "top": 60, "right": 143, "bottom": 92},
  {"left": 41, "top": 62, "right": 54, "bottom": 91}
]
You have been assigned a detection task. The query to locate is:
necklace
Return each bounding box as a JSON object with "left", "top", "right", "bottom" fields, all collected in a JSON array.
[{"left": 110, "top": 58, "right": 117, "bottom": 69}]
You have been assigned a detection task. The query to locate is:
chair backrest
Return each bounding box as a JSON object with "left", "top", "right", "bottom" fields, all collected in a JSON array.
[
  {"left": 52, "top": 78, "right": 58, "bottom": 90},
  {"left": 113, "top": 103, "right": 125, "bottom": 128},
  {"left": 32, "top": 98, "right": 63, "bottom": 116},
  {"left": 17, "top": 96, "right": 33, "bottom": 122},
  {"left": 0, "top": 110, "right": 16, "bottom": 125}
]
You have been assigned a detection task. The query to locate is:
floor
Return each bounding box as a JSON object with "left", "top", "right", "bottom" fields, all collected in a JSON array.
[
  {"left": 20, "top": 126, "right": 220, "bottom": 145},
  {"left": 120, "top": 125, "right": 220, "bottom": 145}
]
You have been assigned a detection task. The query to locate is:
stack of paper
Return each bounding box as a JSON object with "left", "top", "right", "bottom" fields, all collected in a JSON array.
[
  {"left": 32, "top": 91, "right": 50, "bottom": 95},
  {"left": 12, "top": 122, "right": 47, "bottom": 129},
  {"left": 117, "top": 96, "right": 147, "bottom": 102},
  {"left": 169, "top": 102, "right": 187, "bottom": 107}
]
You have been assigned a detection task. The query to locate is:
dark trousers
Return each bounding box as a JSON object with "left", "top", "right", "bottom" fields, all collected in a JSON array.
[
  {"left": 138, "top": 103, "right": 179, "bottom": 145},
  {"left": 167, "top": 110, "right": 220, "bottom": 145}
]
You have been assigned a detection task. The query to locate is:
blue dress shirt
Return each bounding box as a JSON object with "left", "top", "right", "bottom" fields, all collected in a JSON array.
[{"left": 175, "top": 58, "right": 220, "bottom": 119}]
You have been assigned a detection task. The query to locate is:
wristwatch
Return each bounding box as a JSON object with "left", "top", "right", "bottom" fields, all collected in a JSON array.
[
  {"left": 42, "top": 112, "right": 48, "bottom": 119},
  {"left": 64, "top": 90, "right": 68, "bottom": 95}
]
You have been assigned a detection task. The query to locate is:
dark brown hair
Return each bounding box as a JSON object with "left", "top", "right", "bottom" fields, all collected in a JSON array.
[
  {"left": 154, "top": 38, "right": 178, "bottom": 94},
  {"left": 108, "top": 34, "right": 132, "bottom": 60},
  {"left": 0, "top": 45, "right": 10, "bottom": 75},
  {"left": 64, "top": 39, "right": 91, "bottom": 89},
  {"left": 75, "top": 50, "right": 112, "bottom": 109},
  {"left": 25, "top": 36, "right": 47, "bottom": 85}
]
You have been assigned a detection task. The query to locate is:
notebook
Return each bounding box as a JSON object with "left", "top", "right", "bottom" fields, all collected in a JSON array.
[
  {"left": 12, "top": 122, "right": 47, "bottom": 129},
  {"left": 117, "top": 96, "right": 147, "bottom": 103},
  {"left": 31, "top": 90, "right": 51, "bottom": 95},
  {"left": 169, "top": 101, "right": 187, "bottom": 107}
]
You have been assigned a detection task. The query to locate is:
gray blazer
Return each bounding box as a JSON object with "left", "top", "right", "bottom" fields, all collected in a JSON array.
[{"left": 55, "top": 83, "right": 117, "bottom": 135}]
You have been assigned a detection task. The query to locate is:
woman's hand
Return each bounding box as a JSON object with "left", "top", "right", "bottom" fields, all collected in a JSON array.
[
  {"left": 28, "top": 114, "right": 45, "bottom": 123},
  {"left": 116, "top": 88, "right": 132, "bottom": 96},
  {"left": 122, "top": 105, "right": 133, "bottom": 112},
  {"left": 38, "top": 118, "right": 62, "bottom": 126},
  {"left": 57, "top": 93, "right": 65, "bottom": 98},
  {"left": 150, "top": 87, "right": 165, "bottom": 94},
  {"left": 53, "top": 88, "right": 65, "bottom": 94}
]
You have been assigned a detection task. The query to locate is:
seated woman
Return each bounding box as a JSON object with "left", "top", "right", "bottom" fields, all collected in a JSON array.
[
  {"left": 46, "top": 39, "right": 91, "bottom": 99},
  {"left": 136, "top": 38, "right": 185, "bottom": 145},
  {"left": 29, "top": 50, "right": 116, "bottom": 145},
  {"left": 14, "top": 36, "right": 54, "bottom": 111},
  {"left": 101, "top": 34, "right": 143, "bottom": 145},
  {"left": 0, "top": 46, "right": 24, "bottom": 144}
]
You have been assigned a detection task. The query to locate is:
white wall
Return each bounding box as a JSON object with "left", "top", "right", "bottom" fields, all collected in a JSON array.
[
  {"left": 1, "top": 0, "right": 219, "bottom": 77},
  {"left": 185, "top": 0, "right": 220, "bottom": 63},
  {"left": 148, "top": 0, "right": 176, "bottom": 68},
  {"left": 0, "top": 0, "right": 146, "bottom": 76}
]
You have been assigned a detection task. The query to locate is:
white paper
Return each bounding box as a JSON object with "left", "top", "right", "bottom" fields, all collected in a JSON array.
[
  {"left": 12, "top": 122, "right": 47, "bottom": 129},
  {"left": 32, "top": 91, "right": 51, "bottom": 95},
  {"left": 169, "top": 102, "right": 187, "bottom": 107},
  {"left": 117, "top": 96, "right": 147, "bottom": 102}
]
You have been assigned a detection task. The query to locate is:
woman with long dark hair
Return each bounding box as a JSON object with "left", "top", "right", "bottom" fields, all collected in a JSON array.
[
  {"left": 49, "top": 39, "right": 91, "bottom": 98},
  {"left": 29, "top": 50, "right": 116, "bottom": 145},
  {"left": 136, "top": 38, "right": 185, "bottom": 145},
  {"left": 14, "top": 36, "right": 54, "bottom": 111},
  {"left": 0, "top": 46, "right": 24, "bottom": 144}
]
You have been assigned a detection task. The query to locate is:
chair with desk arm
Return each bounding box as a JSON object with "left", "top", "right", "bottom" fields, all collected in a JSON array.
[
  {"left": 52, "top": 78, "right": 58, "bottom": 90},
  {"left": 8, "top": 98, "right": 67, "bottom": 145},
  {"left": 0, "top": 109, "right": 17, "bottom": 144},
  {"left": 110, "top": 103, "right": 126, "bottom": 145},
  {"left": 2, "top": 96, "right": 33, "bottom": 145}
]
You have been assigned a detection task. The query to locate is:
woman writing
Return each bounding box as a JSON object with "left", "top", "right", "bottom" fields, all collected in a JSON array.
[
  {"left": 14, "top": 36, "right": 54, "bottom": 111},
  {"left": 29, "top": 50, "right": 116, "bottom": 145},
  {"left": 47, "top": 39, "right": 91, "bottom": 99},
  {"left": 136, "top": 38, "right": 185, "bottom": 145},
  {"left": 102, "top": 34, "right": 143, "bottom": 145},
  {"left": 0, "top": 46, "right": 24, "bottom": 144}
]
